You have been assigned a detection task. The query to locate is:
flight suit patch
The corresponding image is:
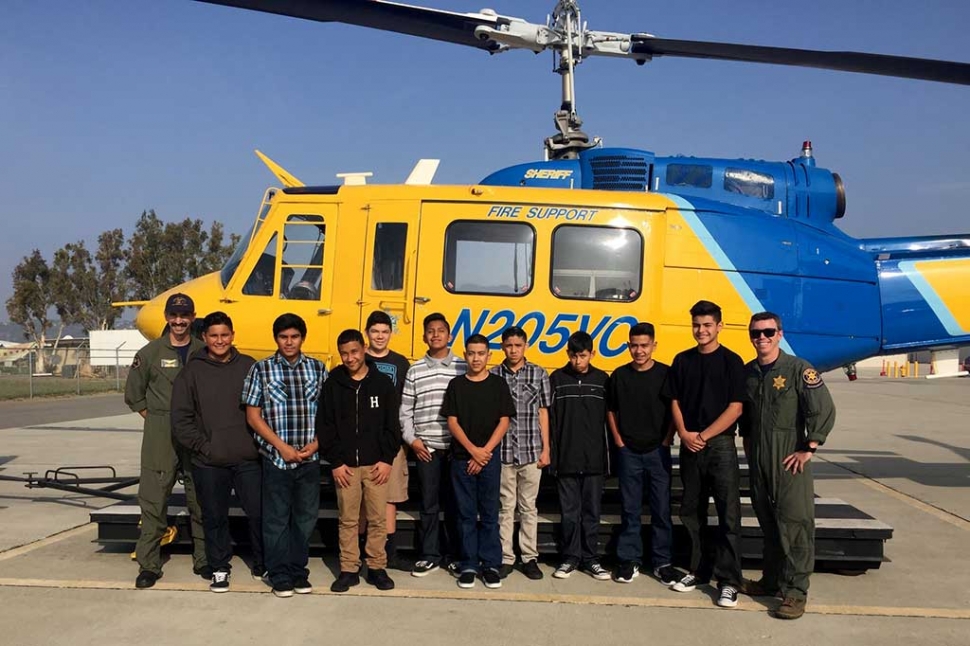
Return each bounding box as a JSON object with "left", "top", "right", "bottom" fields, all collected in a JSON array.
[
  {"left": 160, "top": 359, "right": 178, "bottom": 368},
  {"left": 772, "top": 375, "right": 786, "bottom": 390},
  {"left": 802, "top": 368, "right": 823, "bottom": 389},
  {"left": 131, "top": 356, "right": 141, "bottom": 369}
]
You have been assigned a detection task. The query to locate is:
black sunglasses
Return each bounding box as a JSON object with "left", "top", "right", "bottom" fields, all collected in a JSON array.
[{"left": 749, "top": 328, "right": 778, "bottom": 339}]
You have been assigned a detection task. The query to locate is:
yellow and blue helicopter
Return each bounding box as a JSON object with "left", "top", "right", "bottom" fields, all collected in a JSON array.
[{"left": 133, "top": 0, "right": 970, "bottom": 373}]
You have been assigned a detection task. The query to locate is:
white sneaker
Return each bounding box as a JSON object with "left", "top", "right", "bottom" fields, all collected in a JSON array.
[{"left": 411, "top": 560, "right": 439, "bottom": 577}]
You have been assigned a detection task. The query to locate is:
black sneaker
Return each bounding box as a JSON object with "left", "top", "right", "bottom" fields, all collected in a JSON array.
[
  {"left": 294, "top": 578, "right": 313, "bottom": 594},
  {"left": 330, "top": 571, "right": 360, "bottom": 593},
  {"left": 614, "top": 562, "right": 639, "bottom": 584},
  {"left": 446, "top": 561, "right": 461, "bottom": 578},
  {"left": 498, "top": 564, "right": 515, "bottom": 579},
  {"left": 366, "top": 568, "right": 395, "bottom": 591},
  {"left": 210, "top": 570, "right": 230, "bottom": 593},
  {"left": 457, "top": 571, "right": 476, "bottom": 589},
  {"left": 411, "top": 560, "right": 439, "bottom": 577},
  {"left": 272, "top": 583, "right": 294, "bottom": 598},
  {"left": 671, "top": 572, "right": 709, "bottom": 593},
  {"left": 717, "top": 585, "right": 739, "bottom": 608},
  {"left": 193, "top": 565, "right": 213, "bottom": 580},
  {"left": 251, "top": 566, "right": 268, "bottom": 582},
  {"left": 653, "top": 565, "right": 681, "bottom": 586},
  {"left": 522, "top": 559, "right": 544, "bottom": 580},
  {"left": 553, "top": 561, "right": 578, "bottom": 579},
  {"left": 581, "top": 561, "right": 611, "bottom": 581},
  {"left": 482, "top": 568, "right": 502, "bottom": 589},
  {"left": 135, "top": 570, "right": 159, "bottom": 589}
]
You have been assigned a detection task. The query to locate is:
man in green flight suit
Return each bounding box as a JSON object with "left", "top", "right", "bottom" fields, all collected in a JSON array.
[
  {"left": 740, "top": 311, "right": 836, "bottom": 620},
  {"left": 125, "top": 293, "right": 208, "bottom": 589}
]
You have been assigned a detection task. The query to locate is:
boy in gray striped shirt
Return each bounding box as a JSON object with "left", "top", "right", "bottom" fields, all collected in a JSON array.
[{"left": 401, "top": 313, "right": 467, "bottom": 576}]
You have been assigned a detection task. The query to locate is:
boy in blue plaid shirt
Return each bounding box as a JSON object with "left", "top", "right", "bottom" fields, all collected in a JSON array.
[
  {"left": 243, "top": 313, "right": 327, "bottom": 598},
  {"left": 490, "top": 326, "right": 552, "bottom": 580}
]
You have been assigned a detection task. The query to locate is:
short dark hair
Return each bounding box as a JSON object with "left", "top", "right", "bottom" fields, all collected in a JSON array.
[
  {"left": 567, "top": 331, "right": 593, "bottom": 354},
  {"left": 690, "top": 300, "right": 722, "bottom": 323},
  {"left": 750, "top": 311, "right": 782, "bottom": 329},
  {"left": 337, "top": 328, "right": 365, "bottom": 347},
  {"left": 501, "top": 326, "right": 528, "bottom": 343},
  {"left": 365, "top": 310, "right": 393, "bottom": 331},
  {"left": 273, "top": 313, "right": 307, "bottom": 338},
  {"left": 465, "top": 333, "right": 489, "bottom": 349},
  {"left": 629, "top": 322, "right": 655, "bottom": 339},
  {"left": 423, "top": 312, "right": 450, "bottom": 333},
  {"left": 201, "top": 311, "right": 233, "bottom": 333}
]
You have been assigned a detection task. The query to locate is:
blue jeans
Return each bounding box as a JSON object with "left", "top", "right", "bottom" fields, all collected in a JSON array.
[
  {"left": 262, "top": 459, "right": 320, "bottom": 588},
  {"left": 192, "top": 460, "right": 263, "bottom": 572},
  {"left": 615, "top": 445, "right": 673, "bottom": 568},
  {"left": 451, "top": 457, "right": 501, "bottom": 572}
]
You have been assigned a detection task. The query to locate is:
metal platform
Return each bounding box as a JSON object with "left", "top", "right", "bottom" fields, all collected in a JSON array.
[{"left": 90, "top": 461, "right": 893, "bottom": 572}]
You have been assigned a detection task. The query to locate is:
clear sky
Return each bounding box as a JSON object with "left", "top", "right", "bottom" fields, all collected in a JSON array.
[{"left": 1, "top": 0, "right": 968, "bottom": 312}]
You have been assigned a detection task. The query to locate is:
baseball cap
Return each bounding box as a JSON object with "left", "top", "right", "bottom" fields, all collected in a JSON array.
[{"left": 164, "top": 293, "right": 195, "bottom": 316}]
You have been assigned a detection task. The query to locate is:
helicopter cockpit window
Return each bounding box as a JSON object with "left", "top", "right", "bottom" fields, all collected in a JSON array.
[
  {"left": 372, "top": 222, "right": 407, "bottom": 291},
  {"left": 665, "top": 164, "right": 713, "bottom": 189},
  {"left": 242, "top": 232, "right": 278, "bottom": 296},
  {"left": 280, "top": 214, "right": 325, "bottom": 301},
  {"left": 724, "top": 168, "right": 775, "bottom": 199},
  {"left": 443, "top": 221, "right": 535, "bottom": 296},
  {"left": 551, "top": 226, "right": 642, "bottom": 302}
]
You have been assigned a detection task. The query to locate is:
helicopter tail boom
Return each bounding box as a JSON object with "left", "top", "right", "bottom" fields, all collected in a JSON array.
[{"left": 868, "top": 235, "right": 970, "bottom": 351}]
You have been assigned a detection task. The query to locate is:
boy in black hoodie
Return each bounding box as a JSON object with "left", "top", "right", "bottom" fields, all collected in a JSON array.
[
  {"left": 317, "top": 329, "right": 401, "bottom": 593},
  {"left": 549, "top": 331, "right": 610, "bottom": 581},
  {"left": 172, "top": 311, "right": 262, "bottom": 593}
]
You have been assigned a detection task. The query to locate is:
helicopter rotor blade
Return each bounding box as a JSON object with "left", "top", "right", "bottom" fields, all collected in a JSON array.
[
  {"left": 198, "top": 0, "right": 514, "bottom": 52},
  {"left": 630, "top": 37, "right": 970, "bottom": 85}
]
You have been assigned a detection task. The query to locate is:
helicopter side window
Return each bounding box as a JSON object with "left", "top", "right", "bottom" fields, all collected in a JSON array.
[
  {"left": 241, "top": 232, "right": 278, "bottom": 296},
  {"left": 724, "top": 168, "right": 775, "bottom": 199},
  {"left": 372, "top": 223, "right": 407, "bottom": 291},
  {"left": 280, "top": 214, "right": 325, "bottom": 301},
  {"left": 665, "top": 163, "right": 713, "bottom": 189},
  {"left": 551, "top": 226, "right": 642, "bottom": 302},
  {"left": 443, "top": 221, "right": 535, "bottom": 296}
]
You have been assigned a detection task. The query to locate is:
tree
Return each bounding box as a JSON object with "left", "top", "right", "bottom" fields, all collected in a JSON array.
[
  {"left": 5, "top": 250, "right": 56, "bottom": 373},
  {"left": 94, "top": 228, "right": 127, "bottom": 330},
  {"left": 50, "top": 241, "right": 98, "bottom": 332},
  {"left": 125, "top": 211, "right": 240, "bottom": 300}
]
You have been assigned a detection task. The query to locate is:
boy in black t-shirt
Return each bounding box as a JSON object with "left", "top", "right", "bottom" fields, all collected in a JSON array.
[
  {"left": 363, "top": 310, "right": 413, "bottom": 571},
  {"left": 667, "top": 300, "right": 746, "bottom": 609},
  {"left": 441, "top": 334, "right": 515, "bottom": 590},
  {"left": 607, "top": 322, "right": 679, "bottom": 586}
]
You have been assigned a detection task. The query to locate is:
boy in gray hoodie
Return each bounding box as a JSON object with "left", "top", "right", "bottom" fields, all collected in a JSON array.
[{"left": 172, "top": 311, "right": 262, "bottom": 592}]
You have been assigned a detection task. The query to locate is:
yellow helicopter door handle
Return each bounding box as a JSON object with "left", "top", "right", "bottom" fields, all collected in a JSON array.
[
  {"left": 414, "top": 296, "right": 431, "bottom": 304},
  {"left": 317, "top": 308, "right": 332, "bottom": 315}
]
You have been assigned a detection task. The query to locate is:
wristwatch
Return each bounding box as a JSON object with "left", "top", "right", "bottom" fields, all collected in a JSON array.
[{"left": 805, "top": 445, "right": 817, "bottom": 453}]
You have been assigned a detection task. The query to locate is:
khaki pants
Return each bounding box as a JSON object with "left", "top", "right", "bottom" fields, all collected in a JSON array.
[
  {"left": 498, "top": 462, "right": 542, "bottom": 565},
  {"left": 336, "top": 465, "right": 389, "bottom": 572}
]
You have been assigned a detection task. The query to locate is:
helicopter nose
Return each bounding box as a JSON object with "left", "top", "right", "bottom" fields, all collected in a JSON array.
[{"left": 134, "top": 296, "right": 167, "bottom": 341}]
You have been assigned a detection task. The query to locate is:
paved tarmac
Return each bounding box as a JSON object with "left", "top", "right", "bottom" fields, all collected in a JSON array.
[{"left": 0, "top": 375, "right": 968, "bottom": 645}]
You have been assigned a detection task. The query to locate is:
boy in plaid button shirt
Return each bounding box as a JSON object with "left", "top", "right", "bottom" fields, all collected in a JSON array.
[{"left": 490, "top": 326, "right": 552, "bottom": 580}]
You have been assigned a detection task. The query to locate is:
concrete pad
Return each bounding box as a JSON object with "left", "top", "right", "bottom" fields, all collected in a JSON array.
[{"left": 0, "top": 379, "right": 968, "bottom": 644}]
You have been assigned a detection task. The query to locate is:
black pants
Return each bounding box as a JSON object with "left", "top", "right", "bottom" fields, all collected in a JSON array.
[
  {"left": 679, "top": 435, "right": 742, "bottom": 587},
  {"left": 415, "top": 450, "right": 458, "bottom": 563},
  {"left": 557, "top": 474, "right": 604, "bottom": 565},
  {"left": 192, "top": 460, "right": 263, "bottom": 572}
]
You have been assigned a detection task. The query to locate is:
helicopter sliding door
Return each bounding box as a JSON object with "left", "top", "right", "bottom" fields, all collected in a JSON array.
[
  {"left": 221, "top": 204, "right": 337, "bottom": 361},
  {"left": 359, "top": 201, "right": 420, "bottom": 358}
]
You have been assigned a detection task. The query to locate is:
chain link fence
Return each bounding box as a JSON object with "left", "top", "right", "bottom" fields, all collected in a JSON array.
[{"left": 0, "top": 341, "right": 137, "bottom": 400}]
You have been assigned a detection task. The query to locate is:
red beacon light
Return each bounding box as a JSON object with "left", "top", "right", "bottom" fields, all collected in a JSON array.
[{"left": 801, "top": 140, "right": 814, "bottom": 158}]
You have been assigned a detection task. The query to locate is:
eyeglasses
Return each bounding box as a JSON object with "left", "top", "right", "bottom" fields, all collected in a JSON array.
[{"left": 749, "top": 328, "right": 778, "bottom": 339}]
